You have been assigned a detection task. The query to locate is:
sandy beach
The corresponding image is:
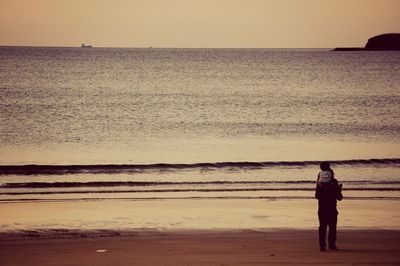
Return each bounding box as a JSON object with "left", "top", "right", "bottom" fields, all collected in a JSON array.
[
  {"left": 0, "top": 229, "right": 399, "bottom": 266},
  {"left": 0, "top": 199, "right": 399, "bottom": 265}
]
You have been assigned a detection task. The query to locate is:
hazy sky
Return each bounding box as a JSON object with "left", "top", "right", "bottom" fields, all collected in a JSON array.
[{"left": 0, "top": 0, "right": 399, "bottom": 48}]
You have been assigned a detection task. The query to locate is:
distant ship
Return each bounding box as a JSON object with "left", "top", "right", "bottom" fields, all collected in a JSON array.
[{"left": 81, "top": 43, "right": 92, "bottom": 48}]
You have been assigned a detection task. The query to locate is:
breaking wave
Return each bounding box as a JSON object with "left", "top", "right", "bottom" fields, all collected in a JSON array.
[{"left": 1, "top": 158, "right": 399, "bottom": 175}]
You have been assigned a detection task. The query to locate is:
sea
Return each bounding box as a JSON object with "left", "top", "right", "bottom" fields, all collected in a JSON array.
[{"left": 0, "top": 47, "right": 400, "bottom": 202}]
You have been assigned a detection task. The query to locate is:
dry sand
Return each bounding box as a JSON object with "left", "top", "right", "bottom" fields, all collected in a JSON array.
[{"left": 0, "top": 229, "right": 399, "bottom": 266}]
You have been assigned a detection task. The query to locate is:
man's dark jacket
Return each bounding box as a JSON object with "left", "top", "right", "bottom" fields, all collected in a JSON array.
[{"left": 315, "top": 179, "right": 343, "bottom": 212}]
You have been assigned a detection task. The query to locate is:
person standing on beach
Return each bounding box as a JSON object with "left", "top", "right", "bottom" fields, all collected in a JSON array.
[{"left": 315, "top": 162, "right": 343, "bottom": 251}]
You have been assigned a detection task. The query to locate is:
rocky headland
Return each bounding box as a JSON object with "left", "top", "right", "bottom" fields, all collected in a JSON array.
[{"left": 333, "top": 33, "right": 400, "bottom": 51}]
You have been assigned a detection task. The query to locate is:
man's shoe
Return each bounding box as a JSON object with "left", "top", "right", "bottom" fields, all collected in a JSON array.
[
  {"left": 320, "top": 247, "right": 326, "bottom": 252},
  {"left": 329, "top": 245, "right": 338, "bottom": 250}
]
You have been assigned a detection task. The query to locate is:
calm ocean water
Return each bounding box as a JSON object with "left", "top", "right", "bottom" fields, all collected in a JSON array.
[{"left": 0, "top": 47, "right": 399, "bottom": 201}]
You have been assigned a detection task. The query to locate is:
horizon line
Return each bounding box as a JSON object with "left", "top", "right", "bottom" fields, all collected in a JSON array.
[{"left": 0, "top": 44, "right": 337, "bottom": 50}]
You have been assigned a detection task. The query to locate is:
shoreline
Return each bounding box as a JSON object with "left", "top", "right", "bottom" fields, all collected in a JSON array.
[
  {"left": 1, "top": 229, "right": 399, "bottom": 265},
  {"left": 2, "top": 198, "right": 399, "bottom": 265},
  {"left": 1, "top": 199, "right": 399, "bottom": 232}
]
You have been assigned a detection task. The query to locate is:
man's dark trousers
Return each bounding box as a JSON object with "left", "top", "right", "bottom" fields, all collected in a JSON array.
[{"left": 318, "top": 209, "right": 337, "bottom": 248}]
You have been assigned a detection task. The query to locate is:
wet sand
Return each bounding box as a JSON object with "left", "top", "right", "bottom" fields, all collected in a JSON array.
[
  {"left": 1, "top": 199, "right": 400, "bottom": 230},
  {"left": 0, "top": 230, "right": 399, "bottom": 266},
  {"left": 1, "top": 199, "right": 399, "bottom": 265}
]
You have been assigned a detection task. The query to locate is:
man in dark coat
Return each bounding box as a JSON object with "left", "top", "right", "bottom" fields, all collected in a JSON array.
[{"left": 315, "top": 162, "right": 343, "bottom": 251}]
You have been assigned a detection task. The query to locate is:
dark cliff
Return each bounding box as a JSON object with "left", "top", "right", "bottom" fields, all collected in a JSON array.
[
  {"left": 333, "top": 33, "right": 400, "bottom": 51},
  {"left": 365, "top": 33, "right": 400, "bottom": 51}
]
